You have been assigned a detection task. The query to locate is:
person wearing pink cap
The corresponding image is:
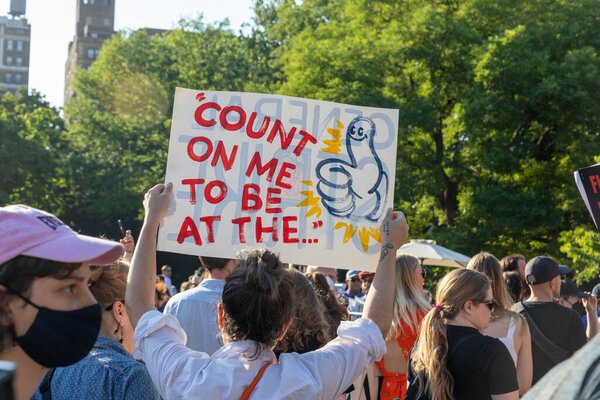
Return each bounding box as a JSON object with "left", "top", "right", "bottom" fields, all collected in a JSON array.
[{"left": 0, "top": 204, "right": 123, "bottom": 400}]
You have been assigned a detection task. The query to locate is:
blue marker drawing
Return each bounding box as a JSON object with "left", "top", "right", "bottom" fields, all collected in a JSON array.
[{"left": 315, "top": 116, "right": 388, "bottom": 222}]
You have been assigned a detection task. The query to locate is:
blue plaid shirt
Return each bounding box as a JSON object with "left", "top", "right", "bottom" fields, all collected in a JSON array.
[{"left": 32, "top": 335, "right": 160, "bottom": 400}]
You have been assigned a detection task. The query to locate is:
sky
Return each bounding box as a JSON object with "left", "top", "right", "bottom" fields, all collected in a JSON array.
[{"left": 0, "top": 0, "right": 255, "bottom": 107}]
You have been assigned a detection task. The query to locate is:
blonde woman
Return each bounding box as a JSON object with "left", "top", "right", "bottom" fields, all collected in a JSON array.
[
  {"left": 467, "top": 253, "right": 533, "bottom": 396},
  {"left": 373, "top": 254, "right": 431, "bottom": 400},
  {"left": 408, "top": 268, "right": 518, "bottom": 400}
]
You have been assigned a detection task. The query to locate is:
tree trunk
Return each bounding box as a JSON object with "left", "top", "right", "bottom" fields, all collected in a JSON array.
[{"left": 433, "top": 123, "right": 459, "bottom": 225}]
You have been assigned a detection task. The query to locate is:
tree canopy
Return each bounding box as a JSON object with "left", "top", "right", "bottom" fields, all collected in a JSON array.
[{"left": 2, "top": 1, "right": 600, "bottom": 283}]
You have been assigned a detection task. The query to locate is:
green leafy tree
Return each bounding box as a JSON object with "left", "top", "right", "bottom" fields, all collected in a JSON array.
[
  {"left": 62, "top": 19, "right": 276, "bottom": 236},
  {"left": 259, "top": 0, "right": 600, "bottom": 281},
  {"left": 0, "top": 89, "right": 67, "bottom": 213}
]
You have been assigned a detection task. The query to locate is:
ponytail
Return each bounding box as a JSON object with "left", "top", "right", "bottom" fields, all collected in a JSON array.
[
  {"left": 412, "top": 306, "right": 454, "bottom": 400},
  {"left": 410, "top": 268, "right": 490, "bottom": 400}
]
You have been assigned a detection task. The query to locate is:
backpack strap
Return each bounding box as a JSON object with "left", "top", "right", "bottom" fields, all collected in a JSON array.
[
  {"left": 38, "top": 368, "right": 56, "bottom": 400},
  {"left": 515, "top": 301, "right": 570, "bottom": 364}
]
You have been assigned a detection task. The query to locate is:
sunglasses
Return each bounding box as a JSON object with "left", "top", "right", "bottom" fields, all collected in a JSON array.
[
  {"left": 350, "top": 277, "right": 360, "bottom": 283},
  {"left": 475, "top": 299, "right": 495, "bottom": 311},
  {"left": 421, "top": 269, "right": 427, "bottom": 279}
]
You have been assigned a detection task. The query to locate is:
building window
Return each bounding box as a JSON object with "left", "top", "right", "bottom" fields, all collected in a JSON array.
[
  {"left": 16, "top": 41, "right": 23, "bottom": 51},
  {"left": 6, "top": 56, "right": 12, "bottom": 65},
  {"left": 83, "top": 0, "right": 95, "bottom": 4},
  {"left": 5, "top": 73, "right": 12, "bottom": 83},
  {"left": 87, "top": 48, "right": 100, "bottom": 60},
  {"left": 16, "top": 57, "right": 22, "bottom": 66},
  {"left": 6, "top": 40, "right": 13, "bottom": 50},
  {"left": 101, "top": 0, "right": 110, "bottom": 5},
  {"left": 15, "top": 74, "right": 21, "bottom": 84},
  {"left": 104, "top": 18, "right": 111, "bottom": 26}
]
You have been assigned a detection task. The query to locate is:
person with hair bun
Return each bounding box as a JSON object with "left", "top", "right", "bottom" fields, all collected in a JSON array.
[
  {"left": 407, "top": 268, "right": 519, "bottom": 400},
  {"left": 126, "top": 183, "right": 410, "bottom": 399},
  {"left": 33, "top": 260, "right": 160, "bottom": 400},
  {"left": 467, "top": 253, "right": 532, "bottom": 396}
]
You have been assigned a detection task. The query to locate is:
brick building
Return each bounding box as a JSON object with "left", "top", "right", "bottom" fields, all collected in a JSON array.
[
  {"left": 64, "top": 0, "right": 115, "bottom": 103},
  {"left": 0, "top": 0, "right": 30, "bottom": 93}
]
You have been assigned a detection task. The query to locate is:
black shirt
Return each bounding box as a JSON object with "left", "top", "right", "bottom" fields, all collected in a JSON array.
[
  {"left": 408, "top": 325, "right": 518, "bottom": 400},
  {"left": 518, "top": 301, "right": 587, "bottom": 384}
]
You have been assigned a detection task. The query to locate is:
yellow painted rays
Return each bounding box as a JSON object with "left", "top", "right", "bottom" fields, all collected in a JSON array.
[
  {"left": 297, "top": 180, "right": 322, "bottom": 219},
  {"left": 321, "top": 120, "right": 344, "bottom": 154}
]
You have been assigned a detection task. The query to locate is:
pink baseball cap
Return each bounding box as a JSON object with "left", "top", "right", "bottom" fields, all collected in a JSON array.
[{"left": 0, "top": 204, "right": 123, "bottom": 266}]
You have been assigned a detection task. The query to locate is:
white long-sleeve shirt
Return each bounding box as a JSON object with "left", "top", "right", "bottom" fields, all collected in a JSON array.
[{"left": 134, "top": 311, "right": 386, "bottom": 400}]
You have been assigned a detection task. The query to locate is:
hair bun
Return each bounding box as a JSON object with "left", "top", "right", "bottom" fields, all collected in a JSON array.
[{"left": 243, "top": 249, "right": 283, "bottom": 299}]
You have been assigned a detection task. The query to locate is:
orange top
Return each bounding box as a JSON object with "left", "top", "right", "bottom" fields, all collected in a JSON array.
[{"left": 375, "top": 310, "right": 425, "bottom": 400}]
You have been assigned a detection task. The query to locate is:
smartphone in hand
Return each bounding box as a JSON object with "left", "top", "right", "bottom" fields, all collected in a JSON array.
[{"left": 117, "top": 219, "right": 125, "bottom": 237}]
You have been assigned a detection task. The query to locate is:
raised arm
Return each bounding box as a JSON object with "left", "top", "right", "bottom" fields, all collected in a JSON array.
[
  {"left": 363, "top": 209, "right": 409, "bottom": 337},
  {"left": 583, "top": 294, "right": 598, "bottom": 340},
  {"left": 126, "top": 183, "right": 173, "bottom": 328}
]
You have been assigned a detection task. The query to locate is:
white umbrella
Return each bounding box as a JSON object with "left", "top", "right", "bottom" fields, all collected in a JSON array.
[{"left": 397, "top": 239, "right": 471, "bottom": 268}]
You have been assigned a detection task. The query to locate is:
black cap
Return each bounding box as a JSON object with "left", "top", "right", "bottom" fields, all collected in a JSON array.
[
  {"left": 560, "top": 280, "right": 590, "bottom": 298},
  {"left": 558, "top": 265, "right": 572, "bottom": 277},
  {"left": 525, "top": 256, "right": 570, "bottom": 285}
]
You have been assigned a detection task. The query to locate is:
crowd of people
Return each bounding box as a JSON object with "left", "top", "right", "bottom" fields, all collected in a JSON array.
[{"left": 1, "top": 183, "right": 599, "bottom": 399}]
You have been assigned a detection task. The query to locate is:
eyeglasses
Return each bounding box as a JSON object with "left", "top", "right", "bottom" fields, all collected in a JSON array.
[{"left": 474, "top": 299, "right": 495, "bottom": 311}]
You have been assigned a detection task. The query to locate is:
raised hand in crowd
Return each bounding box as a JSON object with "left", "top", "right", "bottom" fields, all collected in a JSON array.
[
  {"left": 583, "top": 294, "right": 598, "bottom": 340},
  {"left": 120, "top": 229, "right": 135, "bottom": 263}
]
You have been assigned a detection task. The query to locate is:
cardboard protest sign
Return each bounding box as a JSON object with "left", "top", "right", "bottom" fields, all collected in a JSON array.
[
  {"left": 575, "top": 163, "right": 600, "bottom": 230},
  {"left": 158, "top": 88, "right": 399, "bottom": 270}
]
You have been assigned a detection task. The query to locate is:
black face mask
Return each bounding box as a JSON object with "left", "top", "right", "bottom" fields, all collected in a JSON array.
[{"left": 6, "top": 286, "right": 101, "bottom": 368}]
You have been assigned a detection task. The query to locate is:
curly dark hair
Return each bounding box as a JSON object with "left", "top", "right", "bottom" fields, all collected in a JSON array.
[
  {"left": 273, "top": 270, "right": 330, "bottom": 354},
  {"left": 305, "top": 272, "right": 349, "bottom": 339}
]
